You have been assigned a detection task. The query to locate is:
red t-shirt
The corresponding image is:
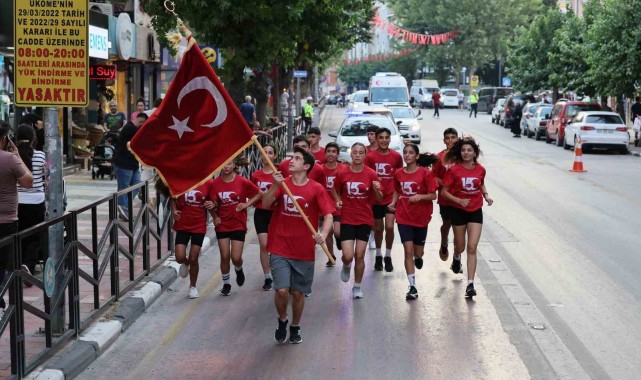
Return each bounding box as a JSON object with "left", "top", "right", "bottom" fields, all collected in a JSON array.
[
  {"left": 209, "top": 175, "right": 260, "bottom": 232},
  {"left": 365, "top": 149, "right": 403, "bottom": 205},
  {"left": 172, "top": 180, "right": 213, "bottom": 234},
  {"left": 442, "top": 163, "right": 486, "bottom": 212},
  {"left": 432, "top": 149, "right": 456, "bottom": 207},
  {"left": 334, "top": 166, "right": 380, "bottom": 226},
  {"left": 323, "top": 162, "right": 347, "bottom": 217},
  {"left": 432, "top": 92, "right": 441, "bottom": 105},
  {"left": 394, "top": 167, "right": 439, "bottom": 227},
  {"left": 250, "top": 169, "right": 274, "bottom": 210},
  {"left": 311, "top": 147, "right": 326, "bottom": 164},
  {"left": 278, "top": 159, "right": 327, "bottom": 188},
  {"left": 267, "top": 178, "right": 335, "bottom": 261}
]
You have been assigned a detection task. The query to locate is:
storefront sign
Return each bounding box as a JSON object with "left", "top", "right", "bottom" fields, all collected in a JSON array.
[
  {"left": 116, "top": 13, "right": 134, "bottom": 60},
  {"left": 89, "top": 25, "right": 109, "bottom": 59},
  {"left": 89, "top": 64, "right": 116, "bottom": 80},
  {"left": 13, "top": 0, "right": 89, "bottom": 106}
]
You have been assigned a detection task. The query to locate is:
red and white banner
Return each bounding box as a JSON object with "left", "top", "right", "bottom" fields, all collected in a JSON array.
[{"left": 372, "top": 12, "right": 457, "bottom": 46}]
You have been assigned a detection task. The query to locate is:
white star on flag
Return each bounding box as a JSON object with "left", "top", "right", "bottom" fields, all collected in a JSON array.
[{"left": 168, "top": 116, "right": 193, "bottom": 138}]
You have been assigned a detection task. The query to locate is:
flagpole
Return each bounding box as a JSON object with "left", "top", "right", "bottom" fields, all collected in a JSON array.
[{"left": 252, "top": 137, "right": 335, "bottom": 264}]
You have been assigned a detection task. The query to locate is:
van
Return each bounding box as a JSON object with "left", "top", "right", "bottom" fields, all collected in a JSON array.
[
  {"left": 366, "top": 72, "right": 411, "bottom": 107},
  {"left": 410, "top": 79, "right": 439, "bottom": 108},
  {"left": 477, "top": 87, "right": 513, "bottom": 114}
]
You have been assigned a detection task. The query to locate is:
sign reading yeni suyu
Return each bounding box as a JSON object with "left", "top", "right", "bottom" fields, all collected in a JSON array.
[{"left": 14, "top": 0, "right": 89, "bottom": 106}]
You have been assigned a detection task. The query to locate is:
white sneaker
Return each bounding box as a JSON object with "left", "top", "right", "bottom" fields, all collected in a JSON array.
[
  {"left": 188, "top": 287, "right": 199, "bottom": 299},
  {"left": 340, "top": 266, "right": 350, "bottom": 282},
  {"left": 352, "top": 287, "right": 364, "bottom": 299},
  {"left": 368, "top": 233, "right": 376, "bottom": 250},
  {"left": 179, "top": 263, "right": 189, "bottom": 278}
]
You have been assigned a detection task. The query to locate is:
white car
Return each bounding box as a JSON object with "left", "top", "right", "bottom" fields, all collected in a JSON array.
[
  {"left": 440, "top": 89, "right": 460, "bottom": 108},
  {"left": 520, "top": 102, "right": 545, "bottom": 136},
  {"left": 491, "top": 98, "right": 506, "bottom": 124},
  {"left": 329, "top": 114, "right": 405, "bottom": 162},
  {"left": 348, "top": 90, "right": 368, "bottom": 110},
  {"left": 527, "top": 105, "right": 553, "bottom": 140},
  {"left": 564, "top": 111, "right": 629, "bottom": 153},
  {"left": 387, "top": 105, "right": 422, "bottom": 143}
]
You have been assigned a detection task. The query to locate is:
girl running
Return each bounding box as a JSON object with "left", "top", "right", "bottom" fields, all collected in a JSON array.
[
  {"left": 322, "top": 142, "right": 346, "bottom": 267},
  {"left": 442, "top": 138, "right": 493, "bottom": 298},
  {"left": 431, "top": 128, "right": 459, "bottom": 263},
  {"left": 209, "top": 157, "right": 262, "bottom": 296},
  {"left": 388, "top": 145, "right": 438, "bottom": 300},
  {"left": 251, "top": 144, "right": 277, "bottom": 291},
  {"left": 169, "top": 177, "right": 213, "bottom": 299},
  {"left": 332, "top": 143, "right": 382, "bottom": 299}
]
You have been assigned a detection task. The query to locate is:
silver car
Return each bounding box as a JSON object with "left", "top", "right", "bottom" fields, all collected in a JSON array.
[
  {"left": 387, "top": 105, "right": 423, "bottom": 143},
  {"left": 520, "top": 102, "right": 545, "bottom": 136},
  {"left": 527, "top": 105, "right": 553, "bottom": 140},
  {"left": 491, "top": 98, "right": 506, "bottom": 124}
]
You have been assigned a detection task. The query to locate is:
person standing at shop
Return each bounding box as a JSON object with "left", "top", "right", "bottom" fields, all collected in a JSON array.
[
  {"left": 130, "top": 98, "right": 146, "bottom": 121},
  {"left": 113, "top": 113, "right": 148, "bottom": 221},
  {"left": 104, "top": 100, "right": 127, "bottom": 132}
]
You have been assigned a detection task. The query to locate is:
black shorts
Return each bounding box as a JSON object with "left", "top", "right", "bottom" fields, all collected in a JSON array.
[
  {"left": 439, "top": 205, "right": 456, "bottom": 221},
  {"left": 175, "top": 230, "right": 206, "bottom": 247},
  {"left": 397, "top": 224, "right": 428, "bottom": 246},
  {"left": 451, "top": 208, "right": 483, "bottom": 226},
  {"left": 215, "top": 230, "right": 247, "bottom": 242},
  {"left": 372, "top": 204, "right": 394, "bottom": 219},
  {"left": 340, "top": 224, "right": 371, "bottom": 242},
  {"left": 253, "top": 208, "right": 273, "bottom": 235}
]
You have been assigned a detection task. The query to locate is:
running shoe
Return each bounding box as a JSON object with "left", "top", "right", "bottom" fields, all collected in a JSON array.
[
  {"left": 439, "top": 245, "right": 449, "bottom": 261},
  {"left": 188, "top": 287, "right": 199, "bottom": 299},
  {"left": 262, "top": 278, "right": 273, "bottom": 291},
  {"left": 384, "top": 256, "right": 393, "bottom": 272},
  {"left": 220, "top": 284, "right": 232, "bottom": 296},
  {"left": 304, "top": 291, "right": 311, "bottom": 298},
  {"left": 465, "top": 283, "right": 477, "bottom": 298},
  {"left": 414, "top": 257, "right": 423, "bottom": 270},
  {"left": 451, "top": 257, "right": 463, "bottom": 274},
  {"left": 374, "top": 256, "right": 383, "bottom": 271},
  {"left": 289, "top": 326, "right": 302, "bottom": 344},
  {"left": 275, "top": 318, "right": 288, "bottom": 343},
  {"left": 179, "top": 263, "right": 189, "bottom": 278},
  {"left": 340, "top": 266, "right": 350, "bottom": 282},
  {"left": 326, "top": 255, "right": 336, "bottom": 267},
  {"left": 406, "top": 286, "right": 418, "bottom": 300},
  {"left": 368, "top": 233, "right": 376, "bottom": 249},
  {"left": 236, "top": 268, "right": 245, "bottom": 286},
  {"left": 352, "top": 287, "right": 364, "bottom": 299}
]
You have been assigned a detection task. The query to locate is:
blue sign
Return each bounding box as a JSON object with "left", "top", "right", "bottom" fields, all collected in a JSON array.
[
  {"left": 502, "top": 77, "right": 512, "bottom": 87},
  {"left": 44, "top": 258, "right": 56, "bottom": 298},
  {"left": 0, "top": 55, "right": 4, "bottom": 65},
  {"left": 293, "top": 70, "right": 307, "bottom": 78}
]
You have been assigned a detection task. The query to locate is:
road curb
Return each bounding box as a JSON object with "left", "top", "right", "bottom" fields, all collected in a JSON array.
[
  {"left": 24, "top": 369, "right": 65, "bottom": 380},
  {"left": 43, "top": 341, "right": 97, "bottom": 379},
  {"left": 78, "top": 320, "right": 122, "bottom": 354}
]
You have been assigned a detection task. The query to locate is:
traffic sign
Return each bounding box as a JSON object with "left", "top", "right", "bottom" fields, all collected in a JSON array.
[
  {"left": 502, "top": 77, "right": 512, "bottom": 87},
  {"left": 293, "top": 70, "right": 307, "bottom": 78},
  {"left": 14, "top": 0, "right": 89, "bottom": 106},
  {"left": 44, "top": 258, "right": 56, "bottom": 298},
  {"left": 471, "top": 75, "right": 479, "bottom": 87}
]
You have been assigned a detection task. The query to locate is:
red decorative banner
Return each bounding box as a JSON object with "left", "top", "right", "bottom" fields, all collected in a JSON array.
[
  {"left": 372, "top": 12, "right": 457, "bottom": 46},
  {"left": 343, "top": 49, "right": 416, "bottom": 65}
]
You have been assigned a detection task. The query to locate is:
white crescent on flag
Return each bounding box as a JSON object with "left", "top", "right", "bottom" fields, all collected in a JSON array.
[{"left": 177, "top": 76, "right": 228, "bottom": 128}]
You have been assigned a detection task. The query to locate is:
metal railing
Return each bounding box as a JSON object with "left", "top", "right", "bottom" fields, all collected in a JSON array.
[
  {"left": 240, "top": 123, "right": 288, "bottom": 179},
  {"left": 0, "top": 181, "right": 173, "bottom": 378}
]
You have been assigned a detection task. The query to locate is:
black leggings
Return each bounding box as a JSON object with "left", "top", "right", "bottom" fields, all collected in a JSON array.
[{"left": 18, "top": 202, "right": 47, "bottom": 272}]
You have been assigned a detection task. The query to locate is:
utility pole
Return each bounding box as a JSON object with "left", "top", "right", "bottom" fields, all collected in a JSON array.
[{"left": 44, "top": 107, "right": 65, "bottom": 334}]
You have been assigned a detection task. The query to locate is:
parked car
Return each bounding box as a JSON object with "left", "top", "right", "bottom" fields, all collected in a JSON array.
[
  {"left": 440, "top": 88, "right": 460, "bottom": 108},
  {"left": 477, "top": 87, "right": 513, "bottom": 114},
  {"left": 388, "top": 105, "right": 422, "bottom": 143},
  {"left": 564, "top": 111, "right": 629, "bottom": 153},
  {"left": 348, "top": 90, "right": 369, "bottom": 110},
  {"left": 546, "top": 100, "right": 601, "bottom": 146},
  {"left": 491, "top": 98, "right": 506, "bottom": 124},
  {"left": 327, "top": 94, "right": 340, "bottom": 105},
  {"left": 328, "top": 114, "right": 404, "bottom": 162},
  {"left": 527, "top": 105, "right": 553, "bottom": 140},
  {"left": 520, "top": 102, "right": 545, "bottom": 136}
]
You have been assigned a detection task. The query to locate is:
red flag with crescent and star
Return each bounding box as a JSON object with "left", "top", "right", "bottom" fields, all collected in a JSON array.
[{"left": 129, "top": 42, "right": 255, "bottom": 197}]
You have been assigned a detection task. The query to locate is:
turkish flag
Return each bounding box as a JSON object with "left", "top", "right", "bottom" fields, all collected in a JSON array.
[{"left": 129, "top": 44, "right": 254, "bottom": 197}]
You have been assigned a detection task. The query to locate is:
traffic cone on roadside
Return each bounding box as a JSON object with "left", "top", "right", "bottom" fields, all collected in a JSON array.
[{"left": 569, "top": 136, "right": 587, "bottom": 173}]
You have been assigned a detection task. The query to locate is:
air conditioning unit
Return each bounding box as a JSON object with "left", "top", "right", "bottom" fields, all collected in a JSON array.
[{"left": 90, "top": 1, "right": 113, "bottom": 16}]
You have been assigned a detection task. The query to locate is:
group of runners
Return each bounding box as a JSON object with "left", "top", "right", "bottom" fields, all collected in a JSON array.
[{"left": 164, "top": 125, "right": 493, "bottom": 344}]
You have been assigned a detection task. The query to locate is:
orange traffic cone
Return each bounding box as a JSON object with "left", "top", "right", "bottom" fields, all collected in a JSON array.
[{"left": 569, "top": 136, "right": 587, "bottom": 172}]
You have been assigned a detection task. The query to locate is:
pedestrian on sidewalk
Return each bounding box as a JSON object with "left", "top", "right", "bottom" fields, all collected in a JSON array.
[
  {"left": 209, "top": 157, "right": 262, "bottom": 296},
  {"left": 365, "top": 128, "right": 403, "bottom": 272},
  {"left": 388, "top": 145, "right": 438, "bottom": 300},
  {"left": 303, "top": 97, "right": 314, "bottom": 132},
  {"left": 170, "top": 179, "right": 213, "bottom": 299},
  {"left": 130, "top": 97, "right": 146, "bottom": 121},
  {"left": 469, "top": 91, "right": 478, "bottom": 118},
  {"left": 322, "top": 142, "right": 347, "bottom": 267},
  {"left": 332, "top": 143, "right": 383, "bottom": 299},
  {"left": 104, "top": 100, "right": 127, "bottom": 132},
  {"left": 20, "top": 113, "right": 44, "bottom": 151},
  {"left": 16, "top": 124, "right": 46, "bottom": 279},
  {"left": 307, "top": 127, "right": 325, "bottom": 164},
  {"left": 442, "top": 137, "right": 493, "bottom": 298},
  {"left": 0, "top": 121, "right": 33, "bottom": 311},
  {"left": 262, "top": 147, "right": 334, "bottom": 344},
  {"left": 250, "top": 144, "right": 277, "bottom": 291},
  {"left": 432, "top": 90, "right": 441, "bottom": 119},
  {"left": 240, "top": 96, "right": 258, "bottom": 129},
  {"left": 431, "top": 128, "right": 459, "bottom": 263}
]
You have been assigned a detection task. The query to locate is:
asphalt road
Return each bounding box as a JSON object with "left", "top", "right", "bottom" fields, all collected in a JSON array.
[{"left": 78, "top": 105, "right": 641, "bottom": 380}]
